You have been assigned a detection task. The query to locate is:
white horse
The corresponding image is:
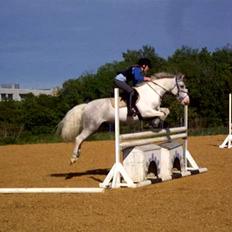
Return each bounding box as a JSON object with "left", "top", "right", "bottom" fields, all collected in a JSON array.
[{"left": 57, "top": 72, "right": 190, "bottom": 164}]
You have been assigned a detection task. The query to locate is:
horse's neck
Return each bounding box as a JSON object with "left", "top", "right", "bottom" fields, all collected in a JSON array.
[
  {"left": 135, "top": 77, "right": 175, "bottom": 99},
  {"left": 152, "top": 77, "right": 175, "bottom": 95}
]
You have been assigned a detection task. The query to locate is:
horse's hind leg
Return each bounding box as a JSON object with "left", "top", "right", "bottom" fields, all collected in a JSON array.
[
  {"left": 70, "top": 128, "right": 94, "bottom": 164},
  {"left": 70, "top": 98, "right": 111, "bottom": 164}
]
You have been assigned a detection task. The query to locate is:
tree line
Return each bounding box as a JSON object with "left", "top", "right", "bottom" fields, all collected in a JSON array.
[{"left": 0, "top": 45, "right": 232, "bottom": 144}]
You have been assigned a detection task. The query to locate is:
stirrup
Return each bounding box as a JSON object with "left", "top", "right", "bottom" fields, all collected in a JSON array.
[{"left": 127, "top": 108, "right": 136, "bottom": 117}]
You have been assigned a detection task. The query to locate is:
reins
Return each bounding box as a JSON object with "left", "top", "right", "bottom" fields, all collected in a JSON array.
[
  {"left": 146, "top": 76, "right": 177, "bottom": 98},
  {"left": 146, "top": 81, "right": 164, "bottom": 98},
  {"left": 146, "top": 75, "right": 188, "bottom": 101}
]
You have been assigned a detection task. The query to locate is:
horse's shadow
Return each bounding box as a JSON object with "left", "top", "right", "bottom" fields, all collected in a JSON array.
[{"left": 49, "top": 168, "right": 109, "bottom": 182}]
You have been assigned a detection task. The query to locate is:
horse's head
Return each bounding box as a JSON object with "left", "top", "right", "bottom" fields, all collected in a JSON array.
[{"left": 171, "top": 74, "right": 190, "bottom": 105}]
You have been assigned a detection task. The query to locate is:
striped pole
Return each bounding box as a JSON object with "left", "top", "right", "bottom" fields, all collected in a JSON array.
[
  {"left": 219, "top": 93, "right": 232, "bottom": 148},
  {"left": 183, "top": 105, "right": 188, "bottom": 169},
  {"left": 229, "top": 93, "right": 231, "bottom": 140}
]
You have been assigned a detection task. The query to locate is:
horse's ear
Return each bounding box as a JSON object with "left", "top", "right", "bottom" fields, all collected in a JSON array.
[{"left": 177, "top": 73, "right": 185, "bottom": 80}]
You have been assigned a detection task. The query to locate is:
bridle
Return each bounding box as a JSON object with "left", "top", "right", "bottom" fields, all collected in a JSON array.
[
  {"left": 146, "top": 75, "right": 188, "bottom": 101},
  {"left": 175, "top": 76, "right": 188, "bottom": 101}
]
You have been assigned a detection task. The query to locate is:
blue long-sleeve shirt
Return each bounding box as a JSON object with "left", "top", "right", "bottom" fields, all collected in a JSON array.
[
  {"left": 115, "top": 65, "right": 145, "bottom": 86},
  {"left": 131, "top": 66, "right": 144, "bottom": 85}
]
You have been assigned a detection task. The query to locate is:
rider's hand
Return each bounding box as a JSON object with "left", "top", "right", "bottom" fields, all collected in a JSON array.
[{"left": 144, "top": 76, "right": 151, "bottom": 82}]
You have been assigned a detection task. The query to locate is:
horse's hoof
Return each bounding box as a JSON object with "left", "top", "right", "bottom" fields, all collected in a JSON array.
[
  {"left": 149, "top": 117, "right": 161, "bottom": 129},
  {"left": 70, "top": 157, "right": 78, "bottom": 165}
]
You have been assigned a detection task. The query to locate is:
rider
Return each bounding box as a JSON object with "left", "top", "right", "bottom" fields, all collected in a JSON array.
[{"left": 115, "top": 58, "right": 152, "bottom": 117}]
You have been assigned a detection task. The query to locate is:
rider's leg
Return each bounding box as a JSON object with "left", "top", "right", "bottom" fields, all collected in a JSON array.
[
  {"left": 115, "top": 80, "right": 135, "bottom": 116},
  {"left": 127, "top": 90, "right": 136, "bottom": 116}
]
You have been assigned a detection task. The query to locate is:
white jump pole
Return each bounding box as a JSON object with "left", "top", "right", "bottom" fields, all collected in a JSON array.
[
  {"left": 219, "top": 93, "right": 232, "bottom": 148},
  {"left": 120, "top": 126, "right": 187, "bottom": 141},
  {"left": 184, "top": 105, "right": 202, "bottom": 170},
  {"left": 0, "top": 187, "right": 104, "bottom": 194},
  {"left": 100, "top": 88, "right": 136, "bottom": 188},
  {"left": 120, "top": 133, "right": 187, "bottom": 150},
  {"left": 183, "top": 105, "right": 188, "bottom": 169}
]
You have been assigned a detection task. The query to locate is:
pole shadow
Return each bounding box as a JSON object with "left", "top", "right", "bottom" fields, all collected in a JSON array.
[{"left": 49, "top": 168, "right": 109, "bottom": 180}]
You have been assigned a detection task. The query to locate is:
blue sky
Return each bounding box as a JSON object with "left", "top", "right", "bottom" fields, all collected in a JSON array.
[{"left": 0, "top": 0, "right": 231, "bottom": 89}]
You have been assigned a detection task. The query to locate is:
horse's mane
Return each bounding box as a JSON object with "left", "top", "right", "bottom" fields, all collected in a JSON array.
[
  {"left": 135, "top": 72, "right": 183, "bottom": 88},
  {"left": 151, "top": 72, "right": 176, "bottom": 80}
]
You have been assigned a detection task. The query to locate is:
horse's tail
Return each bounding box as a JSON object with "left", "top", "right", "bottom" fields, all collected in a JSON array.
[{"left": 56, "top": 103, "right": 87, "bottom": 141}]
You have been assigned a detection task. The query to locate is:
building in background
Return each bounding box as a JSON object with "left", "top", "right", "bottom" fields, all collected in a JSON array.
[{"left": 0, "top": 84, "right": 58, "bottom": 101}]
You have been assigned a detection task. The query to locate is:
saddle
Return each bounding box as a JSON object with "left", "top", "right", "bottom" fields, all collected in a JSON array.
[{"left": 110, "top": 90, "right": 140, "bottom": 115}]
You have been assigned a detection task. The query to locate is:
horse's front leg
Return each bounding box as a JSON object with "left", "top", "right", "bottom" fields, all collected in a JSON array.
[
  {"left": 139, "top": 107, "right": 169, "bottom": 119},
  {"left": 152, "top": 107, "right": 170, "bottom": 128},
  {"left": 159, "top": 107, "right": 170, "bottom": 121},
  {"left": 140, "top": 107, "right": 170, "bottom": 128}
]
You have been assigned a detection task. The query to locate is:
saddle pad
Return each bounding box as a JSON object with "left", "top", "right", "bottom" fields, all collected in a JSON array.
[{"left": 110, "top": 97, "right": 127, "bottom": 108}]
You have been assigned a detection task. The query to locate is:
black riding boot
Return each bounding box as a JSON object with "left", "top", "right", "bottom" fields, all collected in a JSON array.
[{"left": 127, "top": 91, "right": 135, "bottom": 117}]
